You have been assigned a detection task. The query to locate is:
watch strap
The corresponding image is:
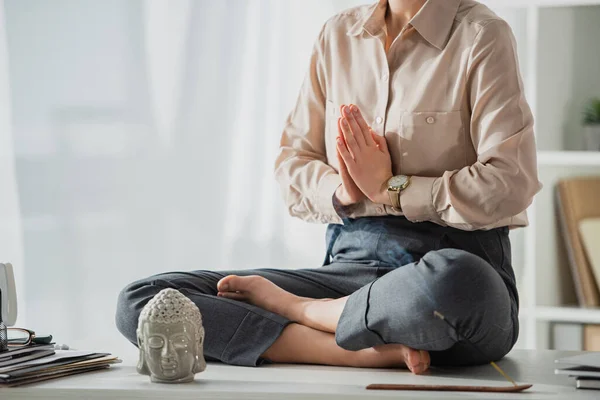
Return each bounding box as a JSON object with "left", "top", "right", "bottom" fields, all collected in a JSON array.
[{"left": 387, "top": 188, "right": 401, "bottom": 209}]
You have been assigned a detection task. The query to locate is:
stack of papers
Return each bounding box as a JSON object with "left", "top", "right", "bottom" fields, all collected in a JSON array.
[
  {"left": 555, "top": 353, "right": 600, "bottom": 390},
  {"left": 0, "top": 344, "right": 55, "bottom": 368},
  {"left": 0, "top": 349, "right": 121, "bottom": 387}
]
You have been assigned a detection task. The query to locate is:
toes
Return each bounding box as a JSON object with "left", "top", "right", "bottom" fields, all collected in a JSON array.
[
  {"left": 217, "top": 275, "right": 252, "bottom": 301},
  {"left": 217, "top": 274, "right": 264, "bottom": 293},
  {"left": 405, "top": 348, "right": 420, "bottom": 371},
  {"left": 412, "top": 350, "right": 430, "bottom": 374},
  {"left": 420, "top": 350, "right": 431, "bottom": 371},
  {"left": 216, "top": 275, "right": 238, "bottom": 292},
  {"left": 217, "top": 292, "right": 247, "bottom": 301},
  {"left": 405, "top": 348, "right": 430, "bottom": 375},
  {"left": 217, "top": 275, "right": 249, "bottom": 292},
  {"left": 217, "top": 275, "right": 236, "bottom": 292}
]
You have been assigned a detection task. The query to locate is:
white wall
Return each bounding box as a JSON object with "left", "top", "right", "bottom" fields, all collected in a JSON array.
[
  {"left": 0, "top": 0, "right": 25, "bottom": 326},
  {"left": 537, "top": 6, "right": 600, "bottom": 151},
  {"left": 4, "top": 0, "right": 344, "bottom": 361}
]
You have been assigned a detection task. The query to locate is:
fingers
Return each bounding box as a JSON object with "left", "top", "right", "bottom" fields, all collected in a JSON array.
[
  {"left": 336, "top": 148, "right": 349, "bottom": 173},
  {"left": 339, "top": 116, "right": 359, "bottom": 160},
  {"left": 371, "top": 130, "right": 389, "bottom": 153},
  {"left": 338, "top": 103, "right": 386, "bottom": 157},
  {"left": 336, "top": 150, "right": 353, "bottom": 188},
  {"left": 336, "top": 117, "right": 350, "bottom": 157},
  {"left": 336, "top": 117, "right": 347, "bottom": 145},
  {"left": 349, "top": 105, "right": 376, "bottom": 146},
  {"left": 341, "top": 105, "right": 366, "bottom": 148},
  {"left": 336, "top": 135, "right": 355, "bottom": 168}
]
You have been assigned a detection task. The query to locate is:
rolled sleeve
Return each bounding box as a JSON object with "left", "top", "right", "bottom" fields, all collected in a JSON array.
[
  {"left": 400, "top": 176, "right": 439, "bottom": 223},
  {"left": 424, "top": 20, "right": 541, "bottom": 229},
  {"left": 317, "top": 173, "right": 343, "bottom": 224}
]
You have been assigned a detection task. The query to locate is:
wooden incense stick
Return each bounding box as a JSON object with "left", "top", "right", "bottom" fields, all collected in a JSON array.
[{"left": 367, "top": 383, "right": 533, "bottom": 392}]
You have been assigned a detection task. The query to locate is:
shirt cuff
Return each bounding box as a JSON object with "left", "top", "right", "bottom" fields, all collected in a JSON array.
[
  {"left": 317, "top": 173, "right": 344, "bottom": 224},
  {"left": 400, "top": 176, "right": 438, "bottom": 223},
  {"left": 332, "top": 190, "right": 361, "bottom": 220}
]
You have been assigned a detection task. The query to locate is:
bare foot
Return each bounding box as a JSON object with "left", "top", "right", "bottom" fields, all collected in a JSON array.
[
  {"left": 219, "top": 275, "right": 344, "bottom": 334},
  {"left": 216, "top": 275, "right": 309, "bottom": 321},
  {"left": 217, "top": 275, "right": 431, "bottom": 374},
  {"left": 354, "top": 344, "right": 430, "bottom": 374}
]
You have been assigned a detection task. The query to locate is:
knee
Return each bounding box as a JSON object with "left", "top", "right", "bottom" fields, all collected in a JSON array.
[
  {"left": 418, "top": 249, "right": 515, "bottom": 351},
  {"left": 115, "top": 280, "right": 147, "bottom": 346},
  {"left": 419, "top": 249, "right": 508, "bottom": 313}
]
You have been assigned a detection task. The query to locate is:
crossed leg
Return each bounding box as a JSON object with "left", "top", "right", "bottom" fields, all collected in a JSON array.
[
  {"left": 217, "top": 248, "right": 516, "bottom": 372},
  {"left": 116, "top": 262, "right": 431, "bottom": 373},
  {"left": 217, "top": 275, "right": 430, "bottom": 373},
  {"left": 117, "top": 249, "right": 513, "bottom": 372}
]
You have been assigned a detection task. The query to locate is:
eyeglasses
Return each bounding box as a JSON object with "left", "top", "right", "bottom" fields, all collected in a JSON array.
[{"left": 6, "top": 328, "right": 36, "bottom": 347}]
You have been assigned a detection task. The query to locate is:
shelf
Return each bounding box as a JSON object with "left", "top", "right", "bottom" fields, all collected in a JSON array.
[
  {"left": 535, "top": 306, "right": 600, "bottom": 324},
  {"left": 519, "top": 307, "right": 534, "bottom": 319},
  {"left": 537, "top": 151, "right": 600, "bottom": 166}
]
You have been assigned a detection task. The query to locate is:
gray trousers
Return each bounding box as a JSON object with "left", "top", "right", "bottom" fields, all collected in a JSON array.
[{"left": 116, "top": 216, "right": 518, "bottom": 367}]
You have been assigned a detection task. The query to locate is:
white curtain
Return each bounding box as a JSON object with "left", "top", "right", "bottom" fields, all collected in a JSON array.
[
  {"left": 3, "top": 0, "right": 362, "bottom": 362},
  {"left": 0, "top": 0, "right": 25, "bottom": 327}
]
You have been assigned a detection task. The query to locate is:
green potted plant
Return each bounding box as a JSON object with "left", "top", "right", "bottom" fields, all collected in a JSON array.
[{"left": 583, "top": 97, "right": 600, "bottom": 151}]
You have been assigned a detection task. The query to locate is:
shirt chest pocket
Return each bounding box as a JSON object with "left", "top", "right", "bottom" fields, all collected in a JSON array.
[{"left": 399, "top": 111, "right": 466, "bottom": 176}]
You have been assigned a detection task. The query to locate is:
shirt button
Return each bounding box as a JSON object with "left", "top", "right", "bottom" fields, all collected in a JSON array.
[
  {"left": 426, "top": 116, "right": 435, "bottom": 124},
  {"left": 382, "top": 74, "right": 389, "bottom": 82},
  {"left": 375, "top": 117, "right": 383, "bottom": 124}
]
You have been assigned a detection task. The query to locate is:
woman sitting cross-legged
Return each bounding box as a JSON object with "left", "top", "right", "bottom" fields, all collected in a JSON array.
[{"left": 116, "top": 0, "right": 541, "bottom": 374}]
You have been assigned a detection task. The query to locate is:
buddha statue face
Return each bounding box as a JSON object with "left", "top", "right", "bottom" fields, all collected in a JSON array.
[{"left": 136, "top": 288, "right": 206, "bottom": 383}]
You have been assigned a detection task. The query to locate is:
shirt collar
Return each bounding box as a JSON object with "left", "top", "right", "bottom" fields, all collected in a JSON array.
[
  {"left": 346, "top": 1, "right": 386, "bottom": 37},
  {"left": 347, "top": 0, "right": 461, "bottom": 50}
]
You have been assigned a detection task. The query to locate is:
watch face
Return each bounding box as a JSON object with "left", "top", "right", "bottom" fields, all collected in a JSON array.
[{"left": 388, "top": 175, "right": 408, "bottom": 188}]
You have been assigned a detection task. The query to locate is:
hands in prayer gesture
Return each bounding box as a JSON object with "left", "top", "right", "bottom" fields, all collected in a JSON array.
[{"left": 334, "top": 104, "right": 393, "bottom": 207}]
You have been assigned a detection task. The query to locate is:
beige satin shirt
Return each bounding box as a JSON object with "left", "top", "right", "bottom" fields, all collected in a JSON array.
[{"left": 275, "top": 0, "right": 542, "bottom": 231}]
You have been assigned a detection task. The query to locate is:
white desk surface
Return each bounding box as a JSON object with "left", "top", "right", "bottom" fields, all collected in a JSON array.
[{"left": 2, "top": 349, "right": 599, "bottom": 399}]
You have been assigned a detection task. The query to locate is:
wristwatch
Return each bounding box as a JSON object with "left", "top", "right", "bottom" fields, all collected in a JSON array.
[{"left": 387, "top": 175, "right": 411, "bottom": 210}]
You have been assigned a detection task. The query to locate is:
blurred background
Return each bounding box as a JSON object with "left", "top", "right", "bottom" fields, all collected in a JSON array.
[{"left": 1, "top": 0, "right": 600, "bottom": 363}]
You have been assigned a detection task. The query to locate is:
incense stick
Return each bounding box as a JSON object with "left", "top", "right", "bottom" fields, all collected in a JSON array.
[{"left": 433, "top": 311, "right": 518, "bottom": 387}]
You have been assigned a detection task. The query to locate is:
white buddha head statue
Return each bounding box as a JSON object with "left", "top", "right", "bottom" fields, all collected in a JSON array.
[{"left": 136, "top": 288, "right": 206, "bottom": 383}]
